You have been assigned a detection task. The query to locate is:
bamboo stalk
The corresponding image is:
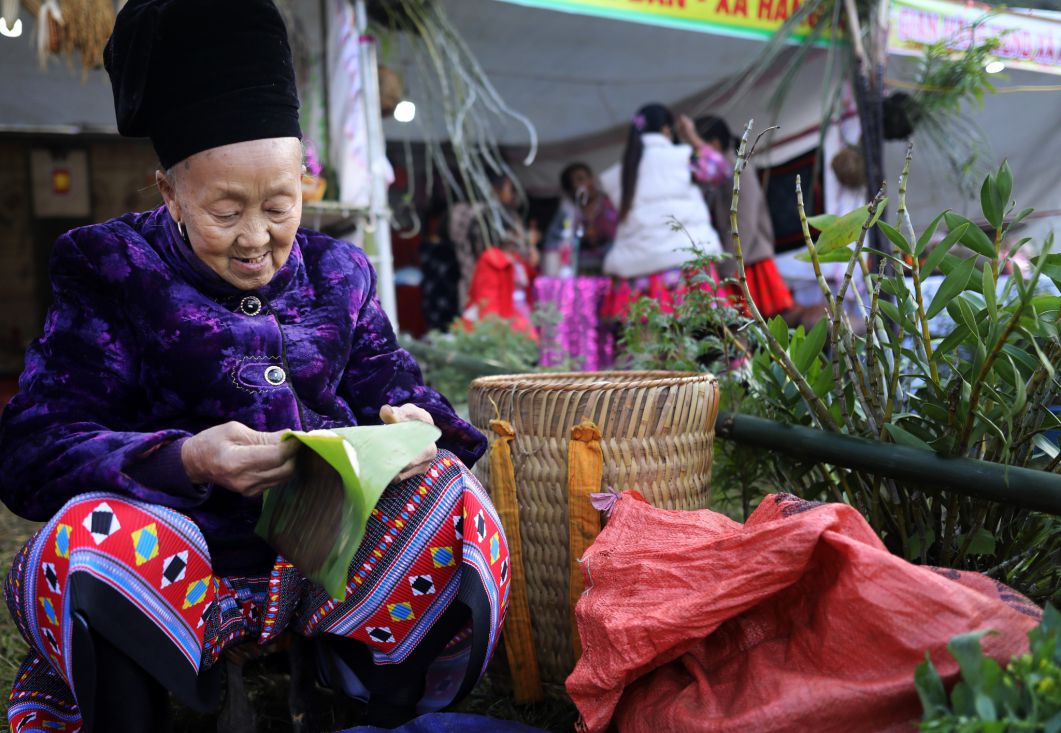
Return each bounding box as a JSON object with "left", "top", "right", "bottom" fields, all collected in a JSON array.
[
  {"left": 897, "top": 145, "right": 917, "bottom": 243},
  {"left": 880, "top": 261, "right": 906, "bottom": 432},
  {"left": 837, "top": 319, "right": 882, "bottom": 434},
  {"left": 795, "top": 176, "right": 838, "bottom": 313},
  {"left": 853, "top": 249, "right": 886, "bottom": 432},
  {"left": 731, "top": 121, "right": 837, "bottom": 432},
  {"left": 795, "top": 177, "right": 854, "bottom": 432},
  {"left": 908, "top": 264, "right": 942, "bottom": 391}
]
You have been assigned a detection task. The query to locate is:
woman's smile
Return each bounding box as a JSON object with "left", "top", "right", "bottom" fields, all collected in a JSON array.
[{"left": 233, "top": 252, "right": 270, "bottom": 271}]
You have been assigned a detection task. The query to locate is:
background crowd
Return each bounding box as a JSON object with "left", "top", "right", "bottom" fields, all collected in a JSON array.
[{"left": 418, "top": 102, "right": 804, "bottom": 361}]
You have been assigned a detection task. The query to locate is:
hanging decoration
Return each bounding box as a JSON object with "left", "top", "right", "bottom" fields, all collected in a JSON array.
[
  {"left": 368, "top": 0, "right": 539, "bottom": 245},
  {"left": 327, "top": 0, "right": 395, "bottom": 209},
  {"left": 21, "top": 0, "right": 114, "bottom": 75},
  {"left": 831, "top": 143, "right": 867, "bottom": 190}
]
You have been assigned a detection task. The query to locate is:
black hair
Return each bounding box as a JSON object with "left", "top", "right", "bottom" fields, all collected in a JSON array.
[
  {"left": 619, "top": 103, "right": 674, "bottom": 222},
  {"left": 486, "top": 168, "right": 511, "bottom": 192},
  {"left": 695, "top": 115, "right": 736, "bottom": 152},
  {"left": 560, "top": 162, "right": 592, "bottom": 198}
]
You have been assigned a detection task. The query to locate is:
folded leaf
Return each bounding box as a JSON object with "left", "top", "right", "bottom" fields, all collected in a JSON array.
[
  {"left": 916, "top": 211, "right": 948, "bottom": 257},
  {"left": 256, "top": 421, "right": 442, "bottom": 599},
  {"left": 795, "top": 246, "right": 856, "bottom": 263},
  {"left": 878, "top": 220, "right": 912, "bottom": 255},
  {"left": 807, "top": 213, "right": 838, "bottom": 231}
]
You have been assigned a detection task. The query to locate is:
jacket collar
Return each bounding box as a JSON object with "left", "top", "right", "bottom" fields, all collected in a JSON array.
[
  {"left": 641, "top": 132, "right": 674, "bottom": 148},
  {"left": 145, "top": 205, "right": 303, "bottom": 301}
]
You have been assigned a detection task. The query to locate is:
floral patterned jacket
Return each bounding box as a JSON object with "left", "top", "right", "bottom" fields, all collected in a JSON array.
[{"left": 0, "top": 206, "right": 485, "bottom": 575}]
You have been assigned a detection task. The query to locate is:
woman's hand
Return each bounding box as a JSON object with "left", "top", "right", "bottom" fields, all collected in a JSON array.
[
  {"left": 380, "top": 403, "right": 438, "bottom": 482},
  {"left": 181, "top": 421, "right": 300, "bottom": 498},
  {"left": 677, "top": 114, "right": 706, "bottom": 149}
]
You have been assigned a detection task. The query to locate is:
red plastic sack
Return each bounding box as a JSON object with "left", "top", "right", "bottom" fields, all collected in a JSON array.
[{"left": 566, "top": 492, "right": 1040, "bottom": 732}]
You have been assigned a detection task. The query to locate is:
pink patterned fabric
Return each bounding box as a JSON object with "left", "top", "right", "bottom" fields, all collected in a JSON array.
[
  {"left": 691, "top": 144, "right": 728, "bottom": 186},
  {"left": 535, "top": 276, "right": 614, "bottom": 371}
]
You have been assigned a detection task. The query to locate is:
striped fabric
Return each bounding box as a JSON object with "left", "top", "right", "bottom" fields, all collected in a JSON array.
[{"left": 5, "top": 451, "right": 508, "bottom": 732}]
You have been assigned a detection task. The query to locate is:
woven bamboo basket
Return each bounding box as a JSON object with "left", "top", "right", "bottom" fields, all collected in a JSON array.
[{"left": 468, "top": 371, "right": 719, "bottom": 687}]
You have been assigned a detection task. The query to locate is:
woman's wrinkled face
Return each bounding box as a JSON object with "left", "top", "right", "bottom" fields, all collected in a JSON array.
[{"left": 157, "top": 137, "right": 303, "bottom": 291}]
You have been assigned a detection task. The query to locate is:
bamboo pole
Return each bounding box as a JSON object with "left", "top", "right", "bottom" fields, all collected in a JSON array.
[{"left": 716, "top": 412, "right": 1061, "bottom": 516}]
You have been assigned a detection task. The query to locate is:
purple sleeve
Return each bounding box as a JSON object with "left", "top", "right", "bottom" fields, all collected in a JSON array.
[
  {"left": 339, "top": 258, "right": 488, "bottom": 467},
  {"left": 0, "top": 233, "right": 206, "bottom": 521}
]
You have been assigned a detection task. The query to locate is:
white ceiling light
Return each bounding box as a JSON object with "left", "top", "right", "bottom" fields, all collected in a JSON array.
[
  {"left": 984, "top": 60, "right": 1005, "bottom": 74},
  {"left": 0, "top": 0, "right": 20, "bottom": 38},
  {"left": 0, "top": 17, "right": 22, "bottom": 37},
  {"left": 393, "top": 100, "right": 416, "bottom": 123}
]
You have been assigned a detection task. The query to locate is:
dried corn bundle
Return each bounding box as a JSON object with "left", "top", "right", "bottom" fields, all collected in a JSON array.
[{"left": 22, "top": 0, "right": 114, "bottom": 75}]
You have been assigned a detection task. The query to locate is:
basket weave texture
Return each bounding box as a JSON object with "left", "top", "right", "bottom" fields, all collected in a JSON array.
[{"left": 468, "top": 371, "right": 719, "bottom": 684}]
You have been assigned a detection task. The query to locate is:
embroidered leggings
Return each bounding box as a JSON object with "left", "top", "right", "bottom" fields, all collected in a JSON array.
[{"left": 5, "top": 451, "right": 509, "bottom": 732}]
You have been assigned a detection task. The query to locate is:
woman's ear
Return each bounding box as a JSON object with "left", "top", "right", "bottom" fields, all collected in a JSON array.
[{"left": 155, "top": 169, "right": 181, "bottom": 223}]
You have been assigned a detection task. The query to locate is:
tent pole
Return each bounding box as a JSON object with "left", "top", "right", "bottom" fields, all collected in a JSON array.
[{"left": 354, "top": 0, "right": 398, "bottom": 328}]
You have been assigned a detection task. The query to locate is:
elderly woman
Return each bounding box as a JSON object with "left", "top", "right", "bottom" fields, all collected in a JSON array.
[{"left": 0, "top": 1, "right": 507, "bottom": 731}]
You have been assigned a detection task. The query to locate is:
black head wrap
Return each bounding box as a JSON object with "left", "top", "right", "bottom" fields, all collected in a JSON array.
[{"left": 104, "top": 0, "right": 301, "bottom": 169}]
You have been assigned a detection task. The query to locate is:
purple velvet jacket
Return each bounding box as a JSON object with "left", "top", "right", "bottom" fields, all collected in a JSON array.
[{"left": 0, "top": 206, "right": 485, "bottom": 575}]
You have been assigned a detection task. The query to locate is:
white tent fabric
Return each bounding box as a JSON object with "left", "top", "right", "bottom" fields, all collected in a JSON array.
[
  {"left": 1, "top": 0, "right": 1057, "bottom": 231},
  {"left": 381, "top": 0, "right": 1060, "bottom": 233}
]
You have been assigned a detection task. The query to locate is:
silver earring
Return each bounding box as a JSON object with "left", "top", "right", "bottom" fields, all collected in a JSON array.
[{"left": 176, "top": 220, "right": 188, "bottom": 241}]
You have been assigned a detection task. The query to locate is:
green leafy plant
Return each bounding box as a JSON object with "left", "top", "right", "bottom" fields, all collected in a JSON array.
[
  {"left": 730, "top": 121, "right": 1061, "bottom": 604},
  {"left": 616, "top": 239, "right": 789, "bottom": 519},
  {"left": 415, "top": 316, "right": 540, "bottom": 411},
  {"left": 915, "top": 604, "right": 1061, "bottom": 731},
  {"left": 618, "top": 247, "right": 748, "bottom": 375}
]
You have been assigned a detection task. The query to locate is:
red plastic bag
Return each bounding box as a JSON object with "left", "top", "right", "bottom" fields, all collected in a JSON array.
[{"left": 566, "top": 493, "right": 1040, "bottom": 732}]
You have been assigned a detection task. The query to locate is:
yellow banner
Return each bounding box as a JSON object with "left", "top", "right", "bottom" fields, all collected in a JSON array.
[
  {"left": 497, "top": 0, "right": 1061, "bottom": 75},
  {"left": 495, "top": 0, "right": 823, "bottom": 42}
]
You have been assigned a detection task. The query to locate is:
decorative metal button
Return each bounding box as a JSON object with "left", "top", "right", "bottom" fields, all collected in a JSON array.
[
  {"left": 240, "top": 295, "right": 263, "bottom": 316},
  {"left": 264, "top": 366, "right": 286, "bottom": 386}
]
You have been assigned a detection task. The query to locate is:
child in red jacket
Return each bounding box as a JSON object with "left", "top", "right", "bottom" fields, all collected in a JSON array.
[{"left": 461, "top": 230, "right": 537, "bottom": 339}]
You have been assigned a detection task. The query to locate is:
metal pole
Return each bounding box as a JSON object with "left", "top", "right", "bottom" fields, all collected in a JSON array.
[
  {"left": 354, "top": 0, "right": 398, "bottom": 328},
  {"left": 717, "top": 411, "right": 1061, "bottom": 516}
]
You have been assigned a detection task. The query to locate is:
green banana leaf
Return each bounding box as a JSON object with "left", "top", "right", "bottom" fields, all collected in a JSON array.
[{"left": 255, "top": 421, "right": 441, "bottom": 599}]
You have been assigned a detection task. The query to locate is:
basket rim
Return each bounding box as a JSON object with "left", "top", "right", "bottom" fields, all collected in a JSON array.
[{"left": 469, "top": 370, "right": 718, "bottom": 393}]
